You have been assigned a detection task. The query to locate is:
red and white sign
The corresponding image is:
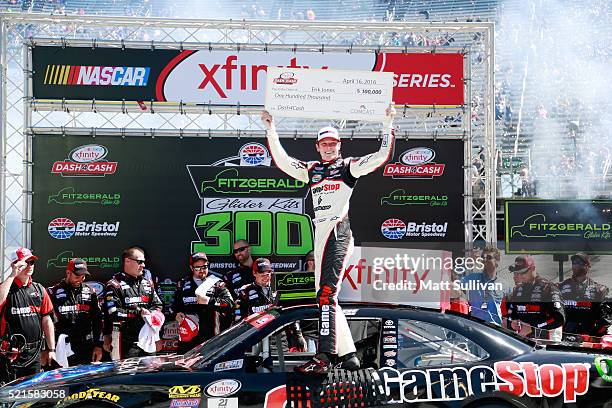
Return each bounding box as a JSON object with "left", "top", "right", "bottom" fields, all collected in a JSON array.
[
  {"left": 157, "top": 50, "right": 463, "bottom": 106},
  {"left": 383, "top": 147, "right": 445, "bottom": 179},
  {"left": 51, "top": 144, "right": 117, "bottom": 177}
]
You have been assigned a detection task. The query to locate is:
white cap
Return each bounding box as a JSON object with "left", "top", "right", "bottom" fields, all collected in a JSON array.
[{"left": 317, "top": 126, "right": 340, "bottom": 142}]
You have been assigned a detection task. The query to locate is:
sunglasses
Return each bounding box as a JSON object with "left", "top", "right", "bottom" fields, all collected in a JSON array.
[
  {"left": 192, "top": 264, "right": 209, "bottom": 271},
  {"left": 572, "top": 259, "right": 586, "bottom": 266},
  {"left": 128, "top": 257, "right": 146, "bottom": 265},
  {"left": 233, "top": 246, "right": 249, "bottom": 254},
  {"left": 26, "top": 260, "right": 36, "bottom": 266},
  {"left": 483, "top": 254, "right": 496, "bottom": 260},
  {"left": 255, "top": 270, "right": 272, "bottom": 274}
]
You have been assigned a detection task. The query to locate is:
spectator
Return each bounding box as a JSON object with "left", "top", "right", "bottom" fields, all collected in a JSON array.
[
  {"left": 0, "top": 248, "right": 55, "bottom": 384},
  {"left": 47, "top": 259, "right": 103, "bottom": 366},
  {"left": 173, "top": 252, "right": 234, "bottom": 354},
  {"left": 104, "top": 246, "right": 163, "bottom": 360},
  {"left": 560, "top": 253, "right": 610, "bottom": 341},
  {"left": 460, "top": 246, "right": 504, "bottom": 325},
  {"left": 505, "top": 256, "right": 565, "bottom": 340},
  {"left": 224, "top": 240, "right": 255, "bottom": 297}
]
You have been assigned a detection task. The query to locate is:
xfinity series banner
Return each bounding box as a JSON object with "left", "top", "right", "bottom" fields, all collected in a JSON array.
[
  {"left": 32, "top": 135, "right": 463, "bottom": 293},
  {"left": 32, "top": 46, "right": 464, "bottom": 106},
  {"left": 505, "top": 200, "right": 612, "bottom": 254}
]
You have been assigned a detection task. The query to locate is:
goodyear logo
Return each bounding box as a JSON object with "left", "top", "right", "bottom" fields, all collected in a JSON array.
[{"left": 43, "top": 65, "right": 150, "bottom": 86}]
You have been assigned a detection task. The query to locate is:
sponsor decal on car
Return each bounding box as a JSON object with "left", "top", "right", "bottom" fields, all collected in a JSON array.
[
  {"left": 168, "top": 385, "right": 202, "bottom": 399},
  {"left": 51, "top": 144, "right": 118, "bottom": 177},
  {"left": 595, "top": 356, "right": 612, "bottom": 383},
  {"left": 208, "top": 397, "right": 238, "bottom": 408},
  {"left": 214, "top": 359, "right": 244, "bottom": 372},
  {"left": 58, "top": 388, "right": 120, "bottom": 404},
  {"left": 169, "top": 398, "right": 201, "bottom": 407},
  {"left": 205, "top": 380, "right": 242, "bottom": 397},
  {"left": 383, "top": 148, "right": 445, "bottom": 179},
  {"left": 380, "top": 361, "right": 590, "bottom": 403}
]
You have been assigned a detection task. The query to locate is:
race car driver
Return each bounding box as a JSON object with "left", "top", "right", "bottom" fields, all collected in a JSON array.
[
  {"left": 104, "top": 246, "right": 163, "bottom": 359},
  {"left": 262, "top": 103, "right": 395, "bottom": 374},
  {"left": 47, "top": 258, "right": 103, "bottom": 365},
  {"left": 506, "top": 255, "right": 565, "bottom": 340},
  {"left": 173, "top": 252, "right": 234, "bottom": 354},
  {"left": 560, "top": 252, "right": 611, "bottom": 341},
  {"left": 234, "top": 258, "right": 307, "bottom": 352}
]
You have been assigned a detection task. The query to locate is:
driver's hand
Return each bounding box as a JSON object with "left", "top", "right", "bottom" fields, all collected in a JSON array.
[
  {"left": 261, "top": 110, "right": 274, "bottom": 130},
  {"left": 385, "top": 102, "right": 396, "bottom": 119}
]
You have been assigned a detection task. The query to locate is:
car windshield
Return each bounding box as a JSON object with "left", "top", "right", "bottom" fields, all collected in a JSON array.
[{"left": 179, "top": 319, "right": 258, "bottom": 369}]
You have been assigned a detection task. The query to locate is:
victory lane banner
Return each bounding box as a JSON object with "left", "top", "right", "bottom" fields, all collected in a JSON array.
[
  {"left": 505, "top": 199, "right": 612, "bottom": 254},
  {"left": 32, "top": 134, "right": 463, "bottom": 289},
  {"left": 32, "top": 45, "right": 464, "bottom": 106}
]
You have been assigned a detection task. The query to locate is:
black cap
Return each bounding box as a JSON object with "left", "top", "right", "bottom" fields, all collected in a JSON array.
[
  {"left": 508, "top": 255, "right": 535, "bottom": 274},
  {"left": 254, "top": 258, "right": 273, "bottom": 273},
  {"left": 67, "top": 258, "right": 90, "bottom": 276},
  {"left": 189, "top": 252, "right": 208, "bottom": 266},
  {"left": 571, "top": 252, "right": 591, "bottom": 267}
]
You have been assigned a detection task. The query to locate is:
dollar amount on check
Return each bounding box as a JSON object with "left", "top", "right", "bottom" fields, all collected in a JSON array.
[{"left": 265, "top": 67, "right": 393, "bottom": 121}]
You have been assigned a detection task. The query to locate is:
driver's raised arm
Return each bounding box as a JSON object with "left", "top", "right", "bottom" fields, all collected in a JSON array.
[
  {"left": 349, "top": 103, "right": 396, "bottom": 178},
  {"left": 262, "top": 111, "right": 310, "bottom": 183}
]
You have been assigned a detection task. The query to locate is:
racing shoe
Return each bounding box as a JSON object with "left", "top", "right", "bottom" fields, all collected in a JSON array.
[
  {"left": 294, "top": 353, "right": 333, "bottom": 375},
  {"left": 335, "top": 352, "right": 360, "bottom": 371}
]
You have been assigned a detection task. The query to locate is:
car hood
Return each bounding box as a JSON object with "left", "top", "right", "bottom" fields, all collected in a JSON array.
[{"left": 1, "top": 354, "right": 190, "bottom": 392}]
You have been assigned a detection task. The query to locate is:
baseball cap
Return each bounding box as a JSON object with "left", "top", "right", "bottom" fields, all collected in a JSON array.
[
  {"left": 571, "top": 252, "right": 591, "bottom": 267},
  {"left": 508, "top": 255, "right": 535, "bottom": 274},
  {"left": 67, "top": 258, "right": 90, "bottom": 276},
  {"left": 10, "top": 247, "right": 38, "bottom": 264},
  {"left": 254, "top": 258, "right": 273, "bottom": 273},
  {"left": 179, "top": 315, "right": 199, "bottom": 343},
  {"left": 317, "top": 126, "right": 340, "bottom": 142},
  {"left": 189, "top": 252, "right": 208, "bottom": 266}
]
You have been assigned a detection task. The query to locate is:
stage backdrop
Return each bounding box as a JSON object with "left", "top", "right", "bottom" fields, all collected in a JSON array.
[
  {"left": 505, "top": 199, "right": 612, "bottom": 254},
  {"left": 32, "top": 134, "right": 464, "bottom": 290}
]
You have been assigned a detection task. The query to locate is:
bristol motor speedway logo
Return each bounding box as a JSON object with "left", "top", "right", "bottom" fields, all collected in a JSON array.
[
  {"left": 43, "top": 65, "right": 150, "bottom": 86},
  {"left": 383, "top": 147, "right": 445, "bottom": 179},
  {"left": 51, "top": 144, "right": 118, "bottom": 177},
  {"left": 381, "top": 218, "right": 448, "bottom": 239},
  {"left": 48, "top": 217, "right": 120, "bottom": 239}
]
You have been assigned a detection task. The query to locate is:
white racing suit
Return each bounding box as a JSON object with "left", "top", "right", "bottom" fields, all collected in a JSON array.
[{"left": 267, "top": 126, "right": 394, "bottom": 356}]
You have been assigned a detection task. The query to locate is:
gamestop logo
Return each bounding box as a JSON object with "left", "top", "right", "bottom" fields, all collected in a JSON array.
[
  {"left": 48, "top": 217, "right": 120, "bottom": 239},
  {"left": 52, "top": 144, "right": 118, "bottom": 177},
  {"left": 383, "top": 147, "right": 445, "bottom": 179}
]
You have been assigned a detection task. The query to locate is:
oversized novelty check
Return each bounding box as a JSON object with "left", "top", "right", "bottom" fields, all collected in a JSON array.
[{"left": 265, "top": 67, "right": 393, "bottom": 121}]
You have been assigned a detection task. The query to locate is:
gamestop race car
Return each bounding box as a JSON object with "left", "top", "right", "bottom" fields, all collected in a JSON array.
[{"left": 1, "top": 303, "right": 612, "bottom": 408}]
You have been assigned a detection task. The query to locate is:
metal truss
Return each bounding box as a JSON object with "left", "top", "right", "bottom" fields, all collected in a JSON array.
[{"left": 1, "top": 13, "right": 495, "bottom": 274}]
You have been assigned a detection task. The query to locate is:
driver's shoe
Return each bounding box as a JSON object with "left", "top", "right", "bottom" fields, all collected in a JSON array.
[
  {"left": 335, "top": 352, "right": 360, "bottom": 371},
  {"left": 294, "top": 353, "right": 333, "bottom": 375}
]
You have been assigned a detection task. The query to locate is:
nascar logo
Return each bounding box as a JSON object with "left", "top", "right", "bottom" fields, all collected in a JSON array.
[{"left": 43, "top": 65, "right": 150, "bottom": 86}]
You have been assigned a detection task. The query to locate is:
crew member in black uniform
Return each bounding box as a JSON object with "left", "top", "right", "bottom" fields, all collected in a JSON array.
[
  {"left": 47, "top": 258, "right": 103, "bottom": 365},
  {"left": 0, "top": 248, "right": 55, "bottom": 384},
  {"left": 173, "top": 252, "right": 234, "bottom": 354},
  {"left": 104, "top": 247, "right": 163, "bottom": 360},
  {"left": 560, "top": 252, "right": 610, "bottom": 341},
  {"left": 224, "top": 240, "right": 255, "bottom": 297},
  {"left": 506, "top": 255, "right": 565, "bottom": 340},
  {"left": 235, "top": 258, "right": 306, "bottom": 351}
]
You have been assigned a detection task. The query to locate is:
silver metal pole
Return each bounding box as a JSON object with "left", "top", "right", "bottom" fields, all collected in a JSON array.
[
  {"left": 464, "top": 52, "right": 473, "bottom": 248},
  {"left": 485, "top": 23, "right": 497, "bottom": 245},
  {"left": 0, "top": 17, "right": 6, "bottom": 277},
  {"left": 23, "top": 43, "right": 32, "bottom": 247}
]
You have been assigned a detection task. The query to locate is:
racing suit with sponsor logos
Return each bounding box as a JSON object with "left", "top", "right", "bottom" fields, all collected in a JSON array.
[
  {"left": 266, "top": 125, "right": 394, "bottom": 356},
  {"left": 104, "top": 272, "right": 163, "bottom": 359},
  {"left": 173, "top": 274, "right": 234, "bottom": 352},
  {"left": 560, "top": 277, "right": 610, "bottom": 339},
  {"left": 47, "top": 280, "right": 103, "bottom": 365},
  {"left": 224, "top": 264, "right": 255, "bottom": 298},
  {"left": 234, "top": 283, "right": 306, "bottom": 351},
  {"left": 0, "top": 278, "right": 53, "bottom": 382},
  {"left": 506, "top": 276, "right": 565, "bottom": 340}
]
